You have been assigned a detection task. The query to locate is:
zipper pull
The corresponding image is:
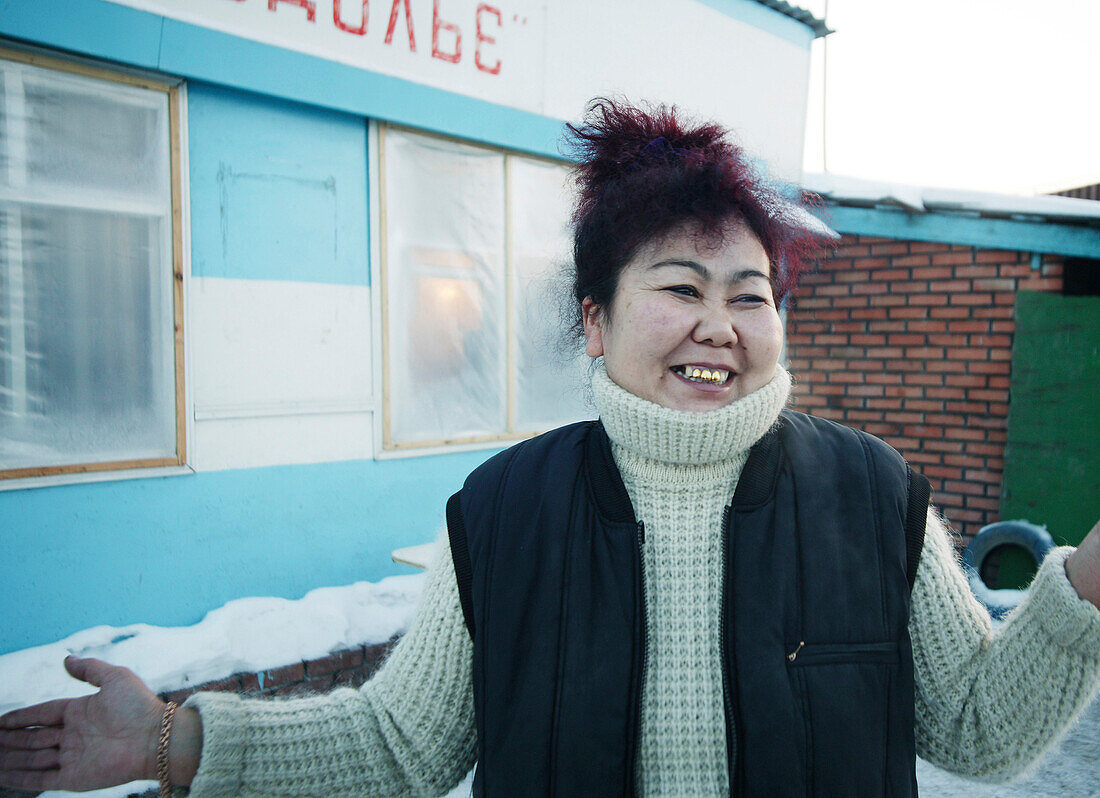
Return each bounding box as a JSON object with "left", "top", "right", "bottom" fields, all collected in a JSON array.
[
  {"left": 787, "top": 641, "right": 805, "bottom": 662},
  {"left": 637, "top": 520, "right": 645, "bottom": 544}
]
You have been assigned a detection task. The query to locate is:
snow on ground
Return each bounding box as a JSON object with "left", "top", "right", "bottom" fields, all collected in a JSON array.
[
  {"left": 3, "top": 572, "right": 1096, "bottom": 798},
  {"left": 0, "top": 574, "right": 425, "bottom": 798}
]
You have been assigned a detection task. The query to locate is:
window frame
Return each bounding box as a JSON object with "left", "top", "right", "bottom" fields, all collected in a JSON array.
[
  {"left": 0, "top": 45, "right": 187, "bottom": 481},
  {"left": 374, "top": 122, "right": 577, "bottom": 453}
]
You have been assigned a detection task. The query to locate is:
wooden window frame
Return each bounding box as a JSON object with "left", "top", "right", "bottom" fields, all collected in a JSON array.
[{"left": 0, "top": 46, "right": 186, "bottom": 480}]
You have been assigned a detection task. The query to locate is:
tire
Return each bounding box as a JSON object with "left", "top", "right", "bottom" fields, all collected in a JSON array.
[{"left": 962, "top": 520, "right": 1055, "bottom": 620}]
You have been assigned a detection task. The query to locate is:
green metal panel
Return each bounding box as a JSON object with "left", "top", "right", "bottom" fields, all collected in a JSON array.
[{"left": 1000, "top": 292, "right": 1100, "bottom": 586}]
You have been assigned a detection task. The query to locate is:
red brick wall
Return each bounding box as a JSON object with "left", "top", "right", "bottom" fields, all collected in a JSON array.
[
  {"left": 158, "top": 636, "right": 400, "bottom": 705},
  {"left": 786, "top": 235, "right": 1063, "bottom": 542}
]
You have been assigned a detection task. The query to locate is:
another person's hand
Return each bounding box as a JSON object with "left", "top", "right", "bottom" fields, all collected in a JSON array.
[
  {"left": 0, "top": 656, "right": 166, "bottom": 791},
  {"left": 1066, "top": 518, "right": 1100, "bottom": 610}
]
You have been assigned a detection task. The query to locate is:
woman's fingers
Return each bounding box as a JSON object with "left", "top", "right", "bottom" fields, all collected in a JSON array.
[
  {"left": 0, "top": 734, "right": 62, "bottom": 792},
  {"left": 0, "top": 725, "right": 63, "bottom": 750},
  {"left": 64, "top": 655, "right": 120, "bottom": 688},
  {"left": 0, "top": 767, "right": 61, "bottom": 791},
  {"left": 0, "top": 698, "right": 70, "bottom": 730},
  {"left": 0, "top": 745, "right": 61, "bottom": 770}
]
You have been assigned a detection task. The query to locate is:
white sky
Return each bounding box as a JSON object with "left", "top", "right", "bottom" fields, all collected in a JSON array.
[{"left": 799, "top": 0, "right": 1100, "bottom": 195}]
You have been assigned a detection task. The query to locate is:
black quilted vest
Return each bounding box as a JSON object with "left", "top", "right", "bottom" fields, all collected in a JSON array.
[{"left": 447, "top": 410, "right": 930, "bottom": 797}]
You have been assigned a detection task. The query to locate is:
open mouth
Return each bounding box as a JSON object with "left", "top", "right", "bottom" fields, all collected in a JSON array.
[{"left": 671, "top": 364, "right": 731, "bottom": 385}]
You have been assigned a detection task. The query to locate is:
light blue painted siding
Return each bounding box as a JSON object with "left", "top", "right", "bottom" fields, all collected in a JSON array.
[
  {"left": 0, "top": 451, "right": 501, "bottom": 654},
  {"left": 0, "top": 0, "right": 163, "bottom": 67},
  {"left": 188, "top": 83, "right": 370, "bottom": 285},
  {"left": 0, "top": 0, "right": 565, "bottom": 160}
]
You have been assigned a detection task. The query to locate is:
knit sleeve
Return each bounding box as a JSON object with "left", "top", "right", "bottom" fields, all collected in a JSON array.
[
  {"left": 910, "top": 507, "right": 1100, "bottom": 782},
  {"left": 182, "top": 530, "right": 476, "bottom": 797}
]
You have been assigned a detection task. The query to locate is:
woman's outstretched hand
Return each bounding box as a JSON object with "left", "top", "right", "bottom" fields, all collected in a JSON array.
[
  {"left": 0, "top": 656, "right": 166, "bottom": 792},
  {"left": 1066, "top": 518, "right": 1100, "bottom": 610}
]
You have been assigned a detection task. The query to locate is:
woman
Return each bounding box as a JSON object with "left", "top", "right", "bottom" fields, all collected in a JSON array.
[{"left": 2, "top": 99, "right": 1099, "bottom": 797}]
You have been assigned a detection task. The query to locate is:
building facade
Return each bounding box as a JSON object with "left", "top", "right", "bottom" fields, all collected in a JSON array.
[{"left": 0, "top": 0, "right": 824, "bottom": 654}]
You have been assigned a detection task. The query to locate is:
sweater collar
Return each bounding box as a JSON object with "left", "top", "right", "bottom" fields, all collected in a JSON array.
[{"left": 592, "top": 360, "right": 791, "bottom": 466}]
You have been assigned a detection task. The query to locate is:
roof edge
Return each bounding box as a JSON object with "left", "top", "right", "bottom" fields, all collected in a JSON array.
[
  {"left": 752, "top": 0, "right": 832, "bottom": 38},
  {"left": 802, "top": 173, "right": 1100, "bottom": 259},
  {"left": 803, "top": 172, "right": 1100, "bottom": 225}
]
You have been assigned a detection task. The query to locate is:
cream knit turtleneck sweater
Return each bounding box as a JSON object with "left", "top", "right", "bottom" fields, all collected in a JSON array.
[
  {"left": 182, "top": 366, "right": 1100, "bottom": 797},
  {"left": 592, "top": 362, "right": 791, "bottom": 794}
]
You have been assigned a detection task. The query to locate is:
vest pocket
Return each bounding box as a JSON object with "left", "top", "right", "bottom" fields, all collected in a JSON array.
[
  {"left": 786, "top": 641, "right": 899, "bottom": 796},
  {"left": 785, "top": 640, "right": 898, "bottom": 667}
]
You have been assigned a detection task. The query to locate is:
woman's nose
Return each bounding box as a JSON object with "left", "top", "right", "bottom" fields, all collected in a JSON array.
[{"left": 692, "top": 304, "right": 738, "bottom": 347}]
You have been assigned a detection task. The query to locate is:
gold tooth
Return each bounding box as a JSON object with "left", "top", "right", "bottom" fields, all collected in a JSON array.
[{"left": 681, "top": 365, "right": 732, "bottom": 384}]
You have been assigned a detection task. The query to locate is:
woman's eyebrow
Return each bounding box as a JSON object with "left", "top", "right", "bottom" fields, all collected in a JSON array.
[
  {"left": 648, "top": 259, "right": 768, "bottom": 285},
  {"left": 725, "top": 268, "right": 770, "bottom": 285},
  {"left": 648, "top": 258, "right": 710, "bottom": 277}
]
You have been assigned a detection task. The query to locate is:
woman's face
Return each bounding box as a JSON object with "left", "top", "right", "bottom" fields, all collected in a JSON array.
[{"left": 583, "top": 221, "right": 783, "bottom": 412}]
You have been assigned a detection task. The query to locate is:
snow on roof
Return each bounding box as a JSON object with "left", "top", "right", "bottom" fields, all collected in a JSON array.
[
  {"left": 804, "top": 172, "right": 1100, "bottom": 227},
  {"left": 751, "top": 0, "right": 832, "bottom": 37}
]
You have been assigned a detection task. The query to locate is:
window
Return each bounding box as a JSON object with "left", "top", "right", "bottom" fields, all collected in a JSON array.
[
  {"left": 378, "top": 126, "right": 590, "bottom": 449},
  {"left": 0, "top": 48, "right": 185, "bottom": 479}
]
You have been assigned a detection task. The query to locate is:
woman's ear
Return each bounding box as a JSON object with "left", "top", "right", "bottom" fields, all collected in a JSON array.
[{"left": 581, "top": 297, "right": 604, "bottom": 358}]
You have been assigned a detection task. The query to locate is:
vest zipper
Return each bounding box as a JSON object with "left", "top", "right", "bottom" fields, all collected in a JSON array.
[
  {"left": 719, "top": 503, "right": 743, "bottom": 798},
  {"left": 629, "top": 519, "right": 649, "bottom": 797}
]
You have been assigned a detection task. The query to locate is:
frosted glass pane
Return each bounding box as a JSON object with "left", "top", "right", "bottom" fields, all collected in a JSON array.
[
  {"left": 510, "top": 158, "right": 593, "bottom": 431},
  {"left": 0, "top": 58, "right": 176, "bottom": 472},
  {"left": 384, "top": 129, "right": 506, "bottom": 443},
  {"left": 6, "top": 64, "right": 169, "bottom": 202},
  {"left": 0, "top": 206, "right": 176, "bottom": 469}
]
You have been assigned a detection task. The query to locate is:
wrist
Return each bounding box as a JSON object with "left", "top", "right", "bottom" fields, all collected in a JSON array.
[
  {"left": 168, "top": 706, "right": 203, "bottom": 787},
  {"left": 144, "top": 700, "right": 168, "bottom": 782}
]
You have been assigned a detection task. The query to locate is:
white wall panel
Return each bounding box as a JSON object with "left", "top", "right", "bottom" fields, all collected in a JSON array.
[
  {"left": 104, "top": 0, "right": 812, "bottom": 176},
  {"left": 189, "top": 276, "right": 373, "bottom": 470},
  {"left": 192, "top": 412, "right": 374, "bottom": 471}
]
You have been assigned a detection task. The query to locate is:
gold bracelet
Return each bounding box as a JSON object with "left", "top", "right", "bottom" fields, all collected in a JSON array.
[{"left": 157, "top": 701, "right": 178, "bottom": 798}]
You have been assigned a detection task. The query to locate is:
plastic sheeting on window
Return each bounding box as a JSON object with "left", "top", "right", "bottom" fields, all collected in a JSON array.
[
  {"left": 384, "top": 129, "right": 507, "bottom": 444},
  {"left": 0, "top": 59, "right": 176, "bottom": 472},
  {"left": 382, "top": 129, "right": 593, "bottom": 447},
  {"left": 509, "top": 157, "right": 592, "bottom": 432}
]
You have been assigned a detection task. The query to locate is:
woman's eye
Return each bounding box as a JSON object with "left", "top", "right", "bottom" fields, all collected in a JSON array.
[
  {"left": 732, "top": 294, "right": 767, "bottom": 306},
  {"left": 667, "top": 285, "right": 699, "bottom": 297}
]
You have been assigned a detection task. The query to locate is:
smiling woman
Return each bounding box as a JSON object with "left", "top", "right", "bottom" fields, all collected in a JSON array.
[{"left": 2, "top": 98, "right": 1099, "bottom": 798}]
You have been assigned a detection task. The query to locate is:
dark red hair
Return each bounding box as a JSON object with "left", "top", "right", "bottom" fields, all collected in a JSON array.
[{"left": 565, "top": 98, "right": 824, "bottom": 329}]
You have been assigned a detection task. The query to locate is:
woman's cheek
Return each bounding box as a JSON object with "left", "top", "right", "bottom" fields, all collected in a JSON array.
[{"left": 751, "top": 310, "right": 785, "bottom": 363}]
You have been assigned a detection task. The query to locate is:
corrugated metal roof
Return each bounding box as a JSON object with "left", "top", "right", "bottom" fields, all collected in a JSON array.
[
  {"left": 803, "top": 173, "right": 1100, "bottom": 226},
  {"left": 752, "top": 0, "right": 832, "bottom": 37}
]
